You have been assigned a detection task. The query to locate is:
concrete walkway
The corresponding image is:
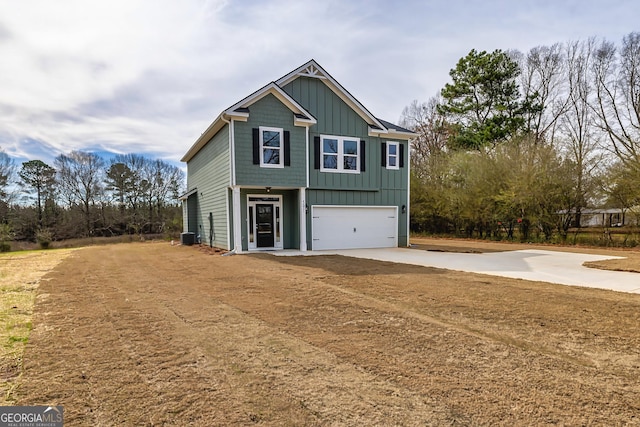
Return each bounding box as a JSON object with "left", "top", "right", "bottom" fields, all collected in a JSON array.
[{"left": 275, "top": 247, "right": 640, "bottom": 294}]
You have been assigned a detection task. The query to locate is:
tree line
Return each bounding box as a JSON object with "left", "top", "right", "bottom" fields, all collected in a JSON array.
[
  {"left": 402, "top": 32, "right": 640, "bottom": 243},
  {"left": 0, "top": 150, "right": 185, "bottom": 248}
]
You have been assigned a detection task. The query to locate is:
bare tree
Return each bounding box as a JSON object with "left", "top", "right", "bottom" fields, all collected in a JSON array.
[
  {"left": 400, "top": 97, "right": 449, "bottom": 179},
  {"left": 592, "top": 32, "right": 640, "bottom": 171},
  {"left": 515, "top": 43, "right": 569, "bottom": 143},
  {"left": 557, "top": 39, "right": 603, "bottom": 229},
  {"left": 54, "top": 151, "right": 105, "bottom": 235},
  {"left": 0, "top": 149, "right": 16, "bottom": 223}
]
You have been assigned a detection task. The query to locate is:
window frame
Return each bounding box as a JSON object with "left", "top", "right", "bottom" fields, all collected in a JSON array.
[
  {"left": 259, "top": 126, "right": 284, "bottom": 168},
  {"left": 386, "top": 141, "right": 399, "bottom": 170},
  {"left": 320, "top": 134, "right": 361, "bottom": 174}
]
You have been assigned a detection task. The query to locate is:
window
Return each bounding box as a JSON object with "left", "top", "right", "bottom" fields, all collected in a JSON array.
[
  {"left": 381, "top": 141, "right": 404, "bottom": 169},
  {"left": 387, "top": 142, "right": 399, "bottom": 170},
  {"left": 260, "top": 127, "right": 283, "bottom": 168},
  {"left": 320, "top": 135, "right": 360, "bottom": 173}
]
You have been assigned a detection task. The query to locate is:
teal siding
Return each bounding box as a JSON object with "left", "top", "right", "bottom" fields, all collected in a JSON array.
[
  {"left": 282, "top": 77, "right": 378, "bottom": 191},
  {"left": 234, "top": 94, "right": 307, "bottom": 187},
  {"left": 186, "top": 125, "right": 231, "bottom": 249},
  {"left": 282, "top": 77, "right": 410, "bottom": 248}
]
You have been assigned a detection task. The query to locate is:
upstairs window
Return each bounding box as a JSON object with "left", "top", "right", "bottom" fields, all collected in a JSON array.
[
  {"left": 320, "top": 135, "right": 360, "bottom": 173},
  {"left": 386, "top": 142, "right": 399, "bottom": 169},
  {"left": 381, "top": 141, "right": 405, "bottom": 169},
  {"left": 252, "top": 127, "right": 290, "bottom": 168},
  {"left": 260, "top": 127, "right": 283, "bottom": 168}
]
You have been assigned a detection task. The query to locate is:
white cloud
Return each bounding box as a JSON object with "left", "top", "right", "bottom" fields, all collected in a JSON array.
[{"left": 0, "top": 0, "right": 639, "bottom": 165}]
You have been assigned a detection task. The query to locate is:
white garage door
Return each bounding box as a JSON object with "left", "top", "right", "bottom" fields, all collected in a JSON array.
[{"left": 312, "top": 206, "right": 398, "bottom": 250}]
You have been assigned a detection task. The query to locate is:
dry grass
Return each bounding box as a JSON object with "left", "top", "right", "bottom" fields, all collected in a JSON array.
[
  {"left": 0, "top": 249, "right": 76, "bottom": 403},
  {"left": 15, "top": 243, "right": 640, "bottom": 425}
]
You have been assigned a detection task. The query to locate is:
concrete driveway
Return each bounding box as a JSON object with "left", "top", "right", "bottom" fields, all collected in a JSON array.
[{"left": 285, "top": 247, "right": 640, "bottom": 294}]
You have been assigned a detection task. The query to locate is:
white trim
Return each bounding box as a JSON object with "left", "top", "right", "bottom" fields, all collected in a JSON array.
[
  {"left": 320, "top": 134, "right": 360, "bottom": 174},
  {"left": 225, "top": 83, "right": 316, "bottom": 126},
  {"left": 247, "top": 194, "right": 284, "bottom": 251},
  {"left": 386, "top": 141, "right": 400, "bottom": 170},
  {"left": 259, "top": 126, "right": 284, "bottom": 169},
  {"left": 299, "top": 187, "right": 307, "bottom": 251},
  {"left": 229, "top": 118, "right": 236, "bottom": 185},
  {"left": 225, "top": 187, "right": 231, "bottom": 250},
  {"left": 232, "top": 187, "right": 242, "bottom": 252}
]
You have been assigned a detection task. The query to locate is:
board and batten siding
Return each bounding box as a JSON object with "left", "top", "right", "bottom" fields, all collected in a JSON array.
[
  {"left": 281, "top": 76, "right": 378, "bottom": 191},
  {"left": 281, "top": 77, "right": 410, "bottom": 248},
  {"left": 234, "top": 94, "right": 307, "bottom": 188},
  {"left": 186, "top": 124, "right": 231, "bottom": 249}
]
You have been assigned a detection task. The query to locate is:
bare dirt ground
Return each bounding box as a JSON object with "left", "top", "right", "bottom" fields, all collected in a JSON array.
[{"left": 13, "top": 241, "right": 640, "bottom": 425}]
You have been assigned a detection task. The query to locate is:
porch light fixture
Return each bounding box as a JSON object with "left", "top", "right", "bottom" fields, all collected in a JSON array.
[
  {"left": 265, "top": 187, "right": 271, "bottom": 193},
  {"left": 402, "top": 205, "right": 406, "bottom": 214}
]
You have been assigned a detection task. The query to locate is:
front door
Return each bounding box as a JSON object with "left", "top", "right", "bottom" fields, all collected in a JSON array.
[
  {"left": 247, "top": 195, "right": 283, "bottom": 250},
  {"left": 256, "top": 204, "right": 275, "bottom": 248}
]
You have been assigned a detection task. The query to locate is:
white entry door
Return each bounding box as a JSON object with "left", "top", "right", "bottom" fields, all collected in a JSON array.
[{"left": 311, "top": 205, "right": 397, "bottom": 250}]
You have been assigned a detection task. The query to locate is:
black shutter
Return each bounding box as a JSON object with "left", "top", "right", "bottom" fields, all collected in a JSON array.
[
  {"left": 314, "top": 136, "right": 320, "bottom": 169},
  {"left": 283, "top": 131, "right": 290, "bottom": 166},
  {"left": 399, "top": 143, "right": 405, "bottom": 168},
  {"left": 252, "top": 128, "right": 260, "bottom": 165},
  {"left": 381, "top": 142, "right": 387, "bottom": 167},
  {"left": 360, "top": 140, "right": 366, "bottom": 172}
]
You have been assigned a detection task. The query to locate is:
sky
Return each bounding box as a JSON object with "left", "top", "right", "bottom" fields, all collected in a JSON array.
[{"left": 0, "top": 0, "right": 638, "bottom": 169}]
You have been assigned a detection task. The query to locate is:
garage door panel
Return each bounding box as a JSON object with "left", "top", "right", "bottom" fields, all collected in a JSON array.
[{"left": 312, "top": 206, "right": 397, "bottom": 250}]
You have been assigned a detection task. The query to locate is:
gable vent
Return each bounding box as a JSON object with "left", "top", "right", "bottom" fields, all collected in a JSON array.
[{"left": 298, "top": 64, "right": 326, "bottom": 80}]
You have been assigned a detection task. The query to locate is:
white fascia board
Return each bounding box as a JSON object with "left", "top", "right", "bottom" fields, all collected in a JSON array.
[
  {"left": 368, "top": 127, "right": 417, "bottom": 140},
  {"left": 224, "top": 82, "right": 316, "bottom": 126},
  {"left": 386, "top": 130, "right": 418, "bottom": 140},
  {"left": 294, "top": 116, "right": 317, "bottom": 127}
]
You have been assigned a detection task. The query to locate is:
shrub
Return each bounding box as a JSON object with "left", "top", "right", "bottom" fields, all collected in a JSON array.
[
  {"left": 36, "top": 228, "right": 53, "bottom": 250},
  {"left": 0, "top": 223, "right": 13, "bottom": 252}
]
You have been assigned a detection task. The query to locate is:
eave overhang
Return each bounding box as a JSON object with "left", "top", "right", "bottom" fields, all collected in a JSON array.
[{"left": 180, "top": 83, "right": 317, "bottom": 163}]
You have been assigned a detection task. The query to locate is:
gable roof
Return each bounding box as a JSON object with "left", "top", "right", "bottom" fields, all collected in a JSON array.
[
  {"left": 224, "top": 82, "right": 317, "bottom": 126},
  {"left": 276, "top": 60, "right": 387, "bottom": 132},
  {"left": 181, "top": 83, "right": 316, "bottom": 163},
  {"left": 181, "top": 59, "right": 415, "bottom": 163}
]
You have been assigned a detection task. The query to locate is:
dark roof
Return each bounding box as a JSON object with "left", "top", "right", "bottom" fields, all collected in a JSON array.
[{"left": 377, "top": 118, "right": 414, "bottom": 134}]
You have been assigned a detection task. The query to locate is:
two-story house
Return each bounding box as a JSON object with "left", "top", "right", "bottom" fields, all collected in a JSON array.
[{"left": 180, "top": 59, "right": 415, "bottom": 252}]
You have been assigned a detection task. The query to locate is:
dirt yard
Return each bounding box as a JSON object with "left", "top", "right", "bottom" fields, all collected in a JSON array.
[{"left": 12, "top": 241, "right": 640, "bottom": 425}]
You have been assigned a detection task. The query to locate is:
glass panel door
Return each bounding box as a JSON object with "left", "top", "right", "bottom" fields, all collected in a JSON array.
[{"left": 256, "top": 204, "right": 275, "bottom": 248}]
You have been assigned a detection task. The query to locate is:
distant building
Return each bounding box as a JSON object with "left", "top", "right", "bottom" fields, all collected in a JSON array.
[{"left": 560, "top": 208, "right": 639, "bottom": 227}]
